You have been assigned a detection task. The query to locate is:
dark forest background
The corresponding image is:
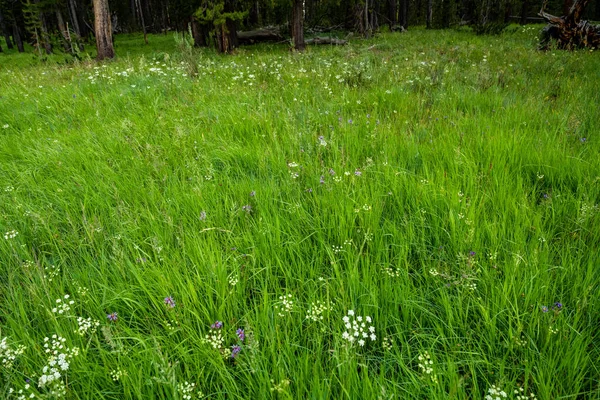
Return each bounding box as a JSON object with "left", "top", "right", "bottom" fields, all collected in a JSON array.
[{"left": 1, "top": 0, "right": 599, "bottom": 55}]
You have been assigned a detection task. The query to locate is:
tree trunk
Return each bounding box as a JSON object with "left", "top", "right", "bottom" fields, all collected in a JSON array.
[
  {"left": 388, "top": 0, "right": 397, "bottom": 28},
  {"left": 190, "top": 17, "right": 207, "bottom": 47},
  {"left": 426, "top": 0, "right": 433, "bottom": 28},
  {"left": 135, "top": 0, "right": 148, "bottom": 44},
  {"left": 520, "top": 0, "right": 529, "bottom": 24},
  {"left": 0, "top": 10, "right": 13, "bottom": 49},
  {"left": 13, "top": 23, "right": 24, "bottom": 52},
  {"left": 93, "top": 0, "right": 114, "bottom": 60},
  {"left": 68, "top": 0, "right": 84, "bottom": 50},
  {"left": 33, "top": 0, "right": 53, "bottom": 54},
  {"left": 291, "top": 0, "right": 305, "bottom": 51},
  {"left": 220, "top": 0, "right": 238, "bottom": 52},
  {"left": 364, "top": 0, "right": 370, "bottom": 37},
  {"left": 401, "top": 0, "right": 408, "bottom": 28},
  {"left": 56, "top": 9, "right": 72, "bottom": 52}
]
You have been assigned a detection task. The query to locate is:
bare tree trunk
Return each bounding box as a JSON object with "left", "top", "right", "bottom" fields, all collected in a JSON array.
[
  {"left": 291, "top": 0, "right": 305, "bottom": 51},
  {"left": 426, "top": 0, "right": 433, "bottom": 28},
  {"left": 0, "top": 10, "right": 13, "bottom": 49},
  {"left": 135, "top": 0, "right": 148, "bottom": 44},
  {"left": 68, "top": 0, "right": 84, "bottom": 50},
  {"left": 93, "top": 0, "right": 114, "bottom": 60},
  {"left": 401, "top": 0, "right": 408, "bottom": 28},
  {"left": 365, "top": 0, "right": 370, "bottom": 37},
  {"left": 33, "top": 0, "right": 53, "bottom": 54},
  {"left": 520, "top": 0, "right": 529, "bottom": 24},
  {"left": 13, "top": 23, "right": 24, "bottom": 52},
  {"left": 56, "top": 9, "right": 72, "bottom": 52},
  {"left": 190, "top": 17, "right": 207, "bottom": 47},
  {"left": 388, "top": 0, "right": 398, "bottom": 28}
]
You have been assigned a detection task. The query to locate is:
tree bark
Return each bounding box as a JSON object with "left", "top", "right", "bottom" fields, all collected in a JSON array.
[
  {"left": 13, "top": 23, "right": 24, "bottom": 52},
  {"left": 68, "top": 0, "right": 84, "bottom": 50},
  {"left": 190, "top": 17, "right": 207, "bottom": 47},
  {"left": 237, "top": 28, "right": 283, "bottom": 44},
  {"left": 388, "top": 0, "right": 397, "bottom": 28},
  {"left": 0, "top": 10, "right": 13, "bottom": 49},
  {"left": 520, "top": 0, "right": 529, "bottom": 24},
  {"left": 291, "top": 0, "right": 305, "bottom": 51},
  {"left": 56, "top": 9, "right": 72, "bottom": 52},
  {"left": 135, "top": 0, "right": 148, "bottom": 44},
  {"left": 426, "top": 0, "right": 433, "bottom": 28},
  {"left": 93, "top": 0, "right": 115, "bottom": 60},
  {"left": 401, "top": 0, "right": 408, "bottom": 28}
]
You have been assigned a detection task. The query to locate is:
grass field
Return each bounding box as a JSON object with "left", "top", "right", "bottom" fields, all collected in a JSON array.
[{"left": 1, "top": 27, "right": 600, "bottom": 399}]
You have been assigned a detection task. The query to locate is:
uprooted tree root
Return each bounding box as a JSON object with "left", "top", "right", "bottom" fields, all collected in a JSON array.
[{"left": 538, "top": 0, "right": 600, "bottom": 50}]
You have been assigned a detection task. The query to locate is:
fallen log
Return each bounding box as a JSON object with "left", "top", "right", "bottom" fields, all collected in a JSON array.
[
  {"left": 237, "top": 29, "right": 283, "bottom": 45},
  {"left": 305, "top": 37, "right": 348, "bottom": 45},
  {"left": 538, "top": 0, "right": 600, "bottom": 50}
]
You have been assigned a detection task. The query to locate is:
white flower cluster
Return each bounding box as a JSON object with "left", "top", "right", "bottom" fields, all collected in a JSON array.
[
  {"left": 75, "top": 317, "right": 100, "bottom": 336},
  {"left": 515, "top": 386, "right": 538, "bottom": 400},
  {"left": 417, "top": 351, "right": 437, "bottom": 382},
  {"left": 0, "top": 337, "right": 26, "bottom": 368},
  {"left": 52, "top": 295, "right": 74, "bottom": 315},
  {"left": 341, "top": 310, "right": 376, "bottom": 347},
  {"left": 8, "top": 383, "right": 35, "bottom": 400},
  {"left": 384, "top": 266, "right": 401, "bottom": 277},
  {"left": 228, "top": 274, "right": 239, "bottom": 287},
  {"left": 203, "top": 332, "right": 224, "bottom": 349},
  {"left": 39, "top": 335, "right": 79, "bottom": 397},
  {"left": 485, "top": 384, "right": 507, "bottom": 400},
  {"left": 305, "top": 300, "right": 331, "bottom": 322},
  {"left": 275, "top": 294, "right": 294, "bottom": 317},
  {"left": 110, "top": 369, "right": 126, "bottom": 381},
  {"left": 270, "top": 378, "right": 290, "bottom": 393},
  {"left": 178, "top": 381, "right": 202, "bottom": 400},
  {"left": 382, "top": 336, "right": 393, "bottom": 351},
  {"left": 4, "top": 230, "right": 18, "bottom": 239}
]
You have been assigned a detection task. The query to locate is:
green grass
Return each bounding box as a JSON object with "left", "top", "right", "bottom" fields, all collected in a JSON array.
[{"left": 1, "top": 26, "right": 600, "bottom": 399}]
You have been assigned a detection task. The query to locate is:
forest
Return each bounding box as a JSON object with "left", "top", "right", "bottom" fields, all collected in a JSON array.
[{"left": 1, "top": 0, "right": 600, "bottom": 57}]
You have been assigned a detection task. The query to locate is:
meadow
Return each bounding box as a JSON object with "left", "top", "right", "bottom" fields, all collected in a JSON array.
[{"left": 1, "top": 26, "right": 599, "bottom": 399}]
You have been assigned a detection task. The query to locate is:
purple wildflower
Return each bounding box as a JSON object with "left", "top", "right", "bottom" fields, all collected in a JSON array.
[
  {"left": 320, "top": 176, "right": 325, "bottom": 184},
  {"left": 554, "top": 302, "right": 563, "bottom": 310},
  {"left": 469, "top": 251, "right": 476, "bottom": 257},
  {"left": 199, "top": 211, "right": 207, "bottom": 221},
  {"left": 236, "top": 328, "right": 245, "bottom": 342},
  {"left": 107, "top": 312, "right": 118, "bottom": 322},
  {"left": 318, "top": 135, "right": 324, "bottom": 141},
  {"left": 231, "top": 345, "right": 241, "bottom": 358},
  {"left": 329, "top": 168, "right": 335, "bottom": 176},
  {"left": 348, "top": 119, "right": 353, "bottom": 124},
  {"left": 242, "top": 204, "right": 252, "bottom": 213},
  {"left": 211, "top": 321, "right": 223, "bottom": 329},
  {"left": 305, "top": 188, "right": 313, "bottom": 193},
  {"left": 580, "top": 137, "right": 587, "bottom": 143},
  {"left": 354, "top": 169, "right": 362, "bottom": 176},
  {"left": 249, "top": 190, "right": 256, "bottom": 197},
  {"left": 164, "top": 296, "right": 175, "bottom": 308},
  {"left": 541, "top": 306, "right": 549, "bottom": 313}
]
